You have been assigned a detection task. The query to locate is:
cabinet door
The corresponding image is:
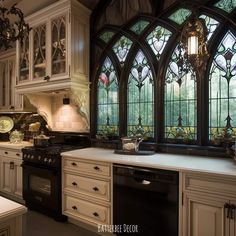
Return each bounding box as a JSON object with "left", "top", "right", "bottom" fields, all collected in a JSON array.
[
  {"left": 51, "top": 14, "right": 67, "bottom": 77},
  {"left": 229, "top": 201, "right": 236, "bottom": 236},
  {"left": 183, "top": 193, "right": 227, "bottom": 236},
  {"left": 13, "top": 159, "right": 23, "bottom": 198},
  {"left": 0, "top": 157, "right": 13, "bottom": 194}
]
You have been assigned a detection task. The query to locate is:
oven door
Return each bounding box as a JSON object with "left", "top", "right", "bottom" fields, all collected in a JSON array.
[{"left": 22, "top": 163, "right": 61, "bottom": 212}]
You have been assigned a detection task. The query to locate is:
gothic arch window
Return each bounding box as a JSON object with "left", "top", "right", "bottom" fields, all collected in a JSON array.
[{"left": 127, "top": 50, "right": 154, "bottom": 138}]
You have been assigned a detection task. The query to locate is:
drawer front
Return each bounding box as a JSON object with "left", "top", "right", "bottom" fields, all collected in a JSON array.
[
  {"left": 64, "top": 159, "right": 110, "bottom": 177},
  {"left": 64, "top": 173, "right": 110, "bottom": 201},
  {"left": 184, "top": 173, "right": 236, "bottom": 197},
  {"left": 0, "top": 149, "right": 22, "bottom": 158},
  {"left": 64, "top": 195, "right": 110, "bottom": 225}
]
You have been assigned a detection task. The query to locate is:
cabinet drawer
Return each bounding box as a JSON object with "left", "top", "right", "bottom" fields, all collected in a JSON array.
[
  {"left": 184, "top": 173, "right": 236, "bottom": 197},
  {"left": 64, "top": 173, "right": 110, "bottom": 201},
  {"left": 64, "top": 159, "right": 110, "bottom": 177},
  {"left": 64, "top": 195, "right": 110, "bottom": 225},
  {"left": 0, "top": 149, "right": 22, "bottom": 158}
]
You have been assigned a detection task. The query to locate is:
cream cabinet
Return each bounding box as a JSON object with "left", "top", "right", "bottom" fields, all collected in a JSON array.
[
  {"left": 62, "top": 156, "right": 112, "bottom": 227},
  {"left": 16, "top": 0, "right": 90, "bottom": 93},
  {"left": 0, "top": 51, "right": 24, "bottom": 111},
  {"left": 0, "top": 149, "right": 23, "bottom": 201},
  {"left": 182, "top": 172, "right": 236, "bottom": 236}
]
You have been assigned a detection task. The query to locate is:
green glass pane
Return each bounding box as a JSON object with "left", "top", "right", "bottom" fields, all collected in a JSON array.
[
  {"left": 97, "top": 57, "right": 119, "bottom": 136},
  {"left": 130, "top": 20, "right": 150, "bottom": 35},
  {"left": 168, "top": 8, "right": 191, "bottom": 25},
  {"left": 112, "top": 36, "right": 133, "bottom": 63},
  {"left": 199, "top": 15, "right": 220, "bottom": 41},
  {"left": 214, "top": 0, "right": 236, "bottom": 13},
  {"left": 127, "top": 50, "right": 154, "bottom": 138},
  {"left": 209, "top": 31, "right": 236, "bottom": 141},
  {"left": 99, "top": 31, "right": 115, "bottom": 43},
  {"left": 146, "top": 25, "right": 172, "bottom": 60},
  {"left": 164, "top": 46, "right": 197, "bottom": 142}
]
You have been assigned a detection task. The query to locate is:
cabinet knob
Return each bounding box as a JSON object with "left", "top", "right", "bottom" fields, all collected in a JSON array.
[
  {"left": 4, "top": 151, "right": 8, "bottom": 155},
  {"left": 93, "top": 186, "right": 99, "bottom": 192},
  {"left": 16, "top": 153, "right": 20, "bottom": 156},
  {"left": 44, "top": 75, "right": 50, "bottom": 81},
  {"left": 71, "top": 162, "right": 77, "bottom": 166},
  {"left": 72, "top": 182, "right": 77, "bottom": 186},
  {"left": 94, "top": 166, "right": 100, "bottom": 171},
  {"left": 93, "top": 212, "right": 99, "bottom": 217},
  {"left": 72, "top": 206, "right": 77, "bottom": 210}
]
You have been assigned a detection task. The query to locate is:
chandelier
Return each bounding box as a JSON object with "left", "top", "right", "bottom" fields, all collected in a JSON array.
[
  {"left": 178, "top": 12, "right": 209, "bottom": 77},
  {"left": 0, "top": 0, "right": 31, "bottom": 50}
]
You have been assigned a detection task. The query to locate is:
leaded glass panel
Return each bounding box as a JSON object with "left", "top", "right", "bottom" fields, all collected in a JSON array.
[
  {"left": 168, "top": 8, "right": 191, "bottom": 25},
  {"left": 146, "top": 26, "right": 172, "bottom": 60},
  {"left": 130, "top": 20, "right": 150, "bottom": 35},
  {"left": 99, "top": 31, "right": 115, "bottom": 43},
  {"left": 164, "top": 46, "right": 197, "bottom": 142},
  {"left": 97, "top": 57, "right": 119, "bottom": 137},
  {"left": 112, "top": 36, "right": 133, "bottom": 64},
  {"left": 209, "top": 31, "right": 236, "bottom": 141},
  {"left": 127, "top": 50, "right": 154, "bottom": 138},
  {"left": 199, "top": 15, "right": 220, "bottom": 41},
  {"left": 214, "top": 0, "right": 236, "bottom": 13}
]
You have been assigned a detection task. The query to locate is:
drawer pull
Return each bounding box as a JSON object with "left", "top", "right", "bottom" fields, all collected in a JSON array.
[
  {"left": 93, "top": 186, "right": 99, "bottom": 192},
  {"left": 71, "top": 162, "right": 77, "bottom": 166},
  {"left": 72, "top": 206, "right": 77, "bottom": 210},
  {"left": 4, "top": 151, "right": 8, "bottom": 155},
  {"left": 93, "top": 212, "right": 99, "bottom": 217},
  {"left": 72, "top": 182, "right": 78, "bottom": 186},
  {"left": 94, "top": 166, "right": 100, "bottom": 171},
  {"left": 16, "top": 153, "right": 20, "bottom": 156}
]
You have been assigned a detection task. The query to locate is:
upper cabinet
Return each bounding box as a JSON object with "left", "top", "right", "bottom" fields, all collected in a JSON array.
[{"left": 16, "top": 0, "right": 91, "bottom": 93}]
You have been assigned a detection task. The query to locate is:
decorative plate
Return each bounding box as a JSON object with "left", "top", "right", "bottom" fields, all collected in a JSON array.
[{"left": 0, "top": 116, "right": 14, "bottom": 133}]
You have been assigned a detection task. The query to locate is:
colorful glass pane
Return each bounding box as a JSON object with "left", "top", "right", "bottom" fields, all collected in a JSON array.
[
  {"left": 97, "top": 57, "right": 119, "bottom": 136},
  {"left": 214, "top": 0, "right": 236, "bottom": 13},
  {"left": 199, "top": 15, "right": 220, "bottom": 42},
  {"left": 209, "top": 31, "right": 236, "bottom": 141},
  {"left": 127, "top": 50, "right": 154, "bottom": 138},
  {"left": 130, "top": 20, "right": 150, "bottom": 35},
  {"left": 99, "top": 31, "right": 115, "bottom": 43},
  {"left": 164, "top": 46, "right": 197, "bottom": 142},
  {"left": 168, "top": 8, "right": 191, "bottom": 25},
  {"left": 112, "top": 36, "right": 133, "bottom": 63},
  {"left": 146, "top": 25, "right": 172, "bottom": 60}
]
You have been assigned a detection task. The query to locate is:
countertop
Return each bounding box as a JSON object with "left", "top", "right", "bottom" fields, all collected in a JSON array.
[
  {"left": 62, "top": 147, "right": 236, "bottom": 177},
  {"left": 0, "top": 197, "right": 27, "bottom": 221},
  {"left": 0, "top": 141, "right": 33, "bottom": 150}
]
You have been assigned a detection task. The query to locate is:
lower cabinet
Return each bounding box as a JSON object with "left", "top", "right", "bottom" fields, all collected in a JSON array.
[
  {"left": 62, "top": 156, "right": 112, "bottom": 227},
  {"left": 0, "top": 150, "right": 23, "bottom": 201},
  {"left": 183, "top": 173, "right": 236, "bottom": 236}
]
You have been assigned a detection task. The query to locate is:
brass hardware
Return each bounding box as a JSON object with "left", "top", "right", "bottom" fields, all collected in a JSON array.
[
  {"left": 10, "top": 162, "right": 14, "bottom": 170},
  {"left": 4, "top": 151, "right": 8, "bottom": 155},
  {"left": 72, "top": 206, "right": 77, "bottom": 210},
  {"left": 72, "top": 182, "right": 77, "bottom": 186},
  {"left": 93, "top": 187, "right": 99, "bottom": 192},
  {"left": 94, "top": 166, "right": 100, "bottom": 171},
  {"left": 71, "top": 162, "right": 77, "bottom": 166},
  {"left": 93, "top": 212, "right": 99, "bottom": 217}
]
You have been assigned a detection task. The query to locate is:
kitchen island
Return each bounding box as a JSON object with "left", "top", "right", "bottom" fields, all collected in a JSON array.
[{"left": 0, "top": 196, "right": 27, "bottom": 236}]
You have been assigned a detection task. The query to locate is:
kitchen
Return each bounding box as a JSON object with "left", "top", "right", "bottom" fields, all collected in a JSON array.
[{"left": 0, "top": 0, "right": 236, "bottom": 235}]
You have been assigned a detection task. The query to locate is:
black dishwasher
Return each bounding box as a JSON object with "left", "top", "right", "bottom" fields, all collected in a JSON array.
[{"left": 113, "top": 165, "right": 179, "bottom": 236}]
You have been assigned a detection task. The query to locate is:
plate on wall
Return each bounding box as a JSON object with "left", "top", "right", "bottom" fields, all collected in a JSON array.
[{"left": 0, "top": 116, "right": 14, "bottom": 133}]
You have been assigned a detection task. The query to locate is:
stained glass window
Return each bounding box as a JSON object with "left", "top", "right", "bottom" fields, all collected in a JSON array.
[
  {"left": 168, "top": 8, "right": 191, "bottom": 25},
  {"left": 214, "top": 0, "right": 236, "bottom": 13},
  {"left": 146, "top": 26, "right": 172, "bottom": 60},
  {"left": 99, "top": 31, "right": 115, "bottom": 43},
  {"left": 130, "top": 20, "right": 150, "bottom": 35},
  {"left": 209, "top": 31, "right": 236, "bottom": 140},
  {"left": 112, "top": 36, "right": 133, "bottom": 63},
  {"left": 127, "top": 50, "right": 154, "bottom": 138},
  {"left": 97, "top": 57, "right": 119, "bottom": 136},
  {"left": 164, "top": 46, "right": 197, "bottom": 142}
]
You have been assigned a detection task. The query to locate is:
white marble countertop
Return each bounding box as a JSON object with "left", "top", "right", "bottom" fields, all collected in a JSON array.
[
  {"left": 0, "top": 141, "right": 33, "bottom": 150},
  {"left": 0, "top": 197, "right": 27, "bottom": 222},
  {"left": 62, "top": 147, "right": 236, "bottom": 177}
]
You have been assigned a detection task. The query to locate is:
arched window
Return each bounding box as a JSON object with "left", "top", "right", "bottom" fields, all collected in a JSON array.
[
  {"left": 209, "top": 31, "right": 236, "bottom": 140},
  {"left": 127, "top": 50, "right": 154, "bottom": 138},
  {"left": 97, "top": 57, "right": 119, "bottom": 137}
]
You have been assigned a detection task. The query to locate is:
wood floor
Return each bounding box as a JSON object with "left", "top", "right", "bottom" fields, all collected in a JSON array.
[{"left": 23, "top": 210, "right": 100, "bottom": 236}]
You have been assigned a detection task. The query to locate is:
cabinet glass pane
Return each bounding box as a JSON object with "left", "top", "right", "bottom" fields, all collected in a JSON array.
[
  {"left": 9, "top": 60, "right": 15, "bottom": 106},
  {"left": 51, "top": 16, "right": 66, "bottom": 75},
  {"left": 19, "top": 34, "right": 29, "bottom": 82},
  {"left": 1, "top": 62, "right": 7, "bottom": 106},
  {"left": 33, "top": 24, "right": 46, "bottom": 79}
]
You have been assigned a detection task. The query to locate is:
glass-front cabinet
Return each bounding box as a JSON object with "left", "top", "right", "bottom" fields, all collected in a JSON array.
[{"left": 16, "top": 0, "right": 90, "bottom": 92}]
